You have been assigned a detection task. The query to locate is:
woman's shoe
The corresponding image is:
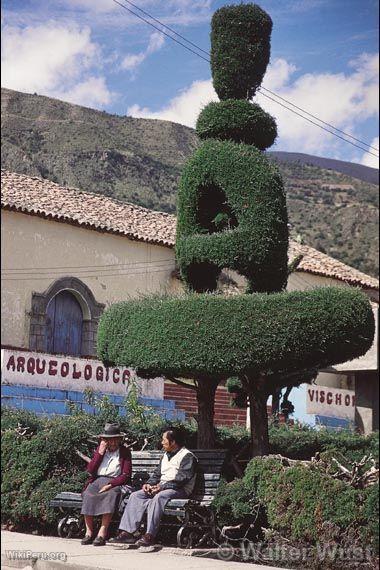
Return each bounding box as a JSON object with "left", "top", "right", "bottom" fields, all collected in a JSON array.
[
  {"left": 93, "top": 536, "right": 106, "bottom": 547},
  {"left": 81, "top": 535, "right": 94, "bottom": 545}
]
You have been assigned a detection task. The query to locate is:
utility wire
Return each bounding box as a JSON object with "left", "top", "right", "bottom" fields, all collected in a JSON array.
[
  {"left": 112, "top": 0, "right": 210, "bottom": 63},
  {"left": 1, "top": 265, "right": 175, "bottom": 281},
  {"left": 256, "top": 90, "right": 380, "bottom": 157},
  {"left": 112, "top": 0, "right": 379, "bottom": 158},
  {"left": 118, "top": 0, "right": 211, "bottom": 58},
  {"left": 258, "top": 86, "right": 379, "bottom": 152},
  {"left": 1, "top": 264, "right": 174, "bottom": 277},
  {"left": 1, "top": 258, "right": 174, "bottom": 273}
]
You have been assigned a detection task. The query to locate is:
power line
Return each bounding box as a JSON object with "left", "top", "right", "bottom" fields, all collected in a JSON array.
[
  {"left": 1, "top": 258, "right": 174, "bottom": 274},
  {"left": 0, "top": 264, "right": 175, "bottom": 281},
  {"left": 256, "top": 90, "right": 380, "bottom": 158},
  {"left": 258, "top": 86, "right": 379, "bottom": 153},
  {"left": 119, "top": 0, "right": 211, "bottom": 58},
  {"left": 112, "top": 0, "right": 379, "bottom": 158},
  {"left": 1, "top": 263, "right": 174, "bottom": 277},
  {"left": 112, "top": 0, "right": 210, "bottom": 64}
]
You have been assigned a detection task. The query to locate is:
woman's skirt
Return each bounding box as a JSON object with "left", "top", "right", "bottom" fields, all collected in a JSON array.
[{"left": 81, "top": 477, "right": 121, "bottom": 516}]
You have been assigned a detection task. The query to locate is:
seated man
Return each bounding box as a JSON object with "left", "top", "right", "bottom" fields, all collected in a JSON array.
[{"left": 110, "top": 428, "right": 197, "bottom": 547}]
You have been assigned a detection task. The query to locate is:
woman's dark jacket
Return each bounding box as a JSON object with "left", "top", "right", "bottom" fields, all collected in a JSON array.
[{"left": 85, "top": 445, "right": 132, "bottom": 489}]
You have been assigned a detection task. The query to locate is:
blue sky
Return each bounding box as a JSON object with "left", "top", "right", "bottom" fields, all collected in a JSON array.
[{"left": 2, "top": 0, "right": 379, "bottom": 166}]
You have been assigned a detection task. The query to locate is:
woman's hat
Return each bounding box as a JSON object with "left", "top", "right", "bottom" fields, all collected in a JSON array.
[{"left": 96, "top": 423, "right": 125, "bottom": 438}]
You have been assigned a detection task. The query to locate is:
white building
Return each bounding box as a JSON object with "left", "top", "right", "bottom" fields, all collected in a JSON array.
[{"left": 1, "top": 170, "right": 378, "bottom": 430}]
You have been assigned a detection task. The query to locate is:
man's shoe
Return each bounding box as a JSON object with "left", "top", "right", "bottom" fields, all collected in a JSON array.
[
  {"left": 136, "top": 533, "right": 155, "bottom": 547},
  {"left": 81, "top": 535, "right": 94, "bottom": 545},
  {"left": 93, "top": 536, "right": 106, "bottom": 546},
  {"left": 108, "top": 531, "right": 136, "bottom": 544}
]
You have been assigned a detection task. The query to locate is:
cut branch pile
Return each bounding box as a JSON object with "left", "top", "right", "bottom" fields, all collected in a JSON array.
[{"left": 267, "top": 453, "right": 379, "bottom": 488}]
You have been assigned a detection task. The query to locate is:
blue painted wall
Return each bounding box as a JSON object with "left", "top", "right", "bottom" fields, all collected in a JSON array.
[
  {"left": 315, "top": 415, "right": 351, "bottom": 430},
  {"left": 1, "top": 384, "right": 185, "bottom": 421}
]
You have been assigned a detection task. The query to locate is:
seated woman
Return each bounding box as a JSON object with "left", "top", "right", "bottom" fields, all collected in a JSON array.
[{"left": 81, "top": 422, "right": 132, "bottom": 546}]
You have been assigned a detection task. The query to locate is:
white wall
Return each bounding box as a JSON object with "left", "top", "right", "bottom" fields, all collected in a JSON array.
[{"left": 1, "top": 210, "right": 176, "bottom": 349}]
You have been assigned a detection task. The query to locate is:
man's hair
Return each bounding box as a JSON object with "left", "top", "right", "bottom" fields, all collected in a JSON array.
[{"left": 164, "top": 428, "right": 185, "bottom": 447}]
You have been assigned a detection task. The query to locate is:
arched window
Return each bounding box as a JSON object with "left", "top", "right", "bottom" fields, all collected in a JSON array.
[
  {"left": 46, "top": 291, "right": 83, "bottom": 356},
  {"left": 29, "top": 277, "right": 105, "bottom": 357}
]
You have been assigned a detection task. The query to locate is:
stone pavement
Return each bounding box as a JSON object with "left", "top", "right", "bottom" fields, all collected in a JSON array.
[{"left": 1, "top": 531, "right": 286, "bottom": 570}]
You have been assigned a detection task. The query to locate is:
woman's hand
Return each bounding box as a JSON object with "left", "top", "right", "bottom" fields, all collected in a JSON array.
[
  {"left": 99, "top": 484, "right": 112, "bottom": 493},
  {"left": 99, "top": 439, "right": 108, "bottom": 455}
]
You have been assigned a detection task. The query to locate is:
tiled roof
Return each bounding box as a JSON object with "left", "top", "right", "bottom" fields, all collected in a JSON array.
[
  {"left": 2, "top": 170, "right": 378, "bottom": 291},
  {"left": 1, "top": 170, "right": 176, "bottom": 247},
  {"left": 289, "top": 241, "right": 379, "bottom": 290}
]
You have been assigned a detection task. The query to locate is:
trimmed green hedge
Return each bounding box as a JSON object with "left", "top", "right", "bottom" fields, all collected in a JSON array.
[
  {"left": 269, "top": 423, "right": 379, "bottom": 462},
  {"left": 175, "top": 138, "right": 288, "bottom": 293},
  {"left": 213, "top": 457, "right": 379, "bottom": 553},
  {"left": 97, "top": 287, "right": 374, "bottom": 380},
  {"left": 1, "top": 414, "right": 91, "bottom": 529},
  {"left": 2, "top": 408, "right": 378, "bottom": 534},
  {"left": 211, "top": 4, "right": 273, "bottom": 100},
  {"left": 196, "top": 100, "right": 277, "bottom": 149},
  {"left": 245, "top": 459, "right": 361, "bottom": 542}
]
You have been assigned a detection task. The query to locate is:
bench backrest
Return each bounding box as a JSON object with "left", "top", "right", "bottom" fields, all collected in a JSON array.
[{"left": 131, "top": 449, "right": 227, "bottom": 502}]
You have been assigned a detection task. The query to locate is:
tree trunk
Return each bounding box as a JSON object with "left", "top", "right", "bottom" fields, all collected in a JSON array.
[
  {"left": 271, "top": 388, "right": 281, "bottom": 420},
  {"left": 243, "top": 376, "right": 270, "bottom": 457},
  {"left": 196, "top": 377, "right": 219, "bottom": 448}
]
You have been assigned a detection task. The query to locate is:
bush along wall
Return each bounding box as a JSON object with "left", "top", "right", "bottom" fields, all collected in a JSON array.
[
  {"left": 213, "top": 456, "right": 380, "bottom": 568},
  {"left": 1, "top": 407, "right": 378, "bottom": 535}
]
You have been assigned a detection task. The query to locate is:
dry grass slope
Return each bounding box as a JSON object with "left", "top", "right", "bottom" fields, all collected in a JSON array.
[{"left": 1, "top": 87, "right": 378, "bottom": 277}]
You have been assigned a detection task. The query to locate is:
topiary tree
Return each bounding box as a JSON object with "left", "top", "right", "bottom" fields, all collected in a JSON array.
[{"left": 97, "top": 3, "right": 375, "bottom": 454}]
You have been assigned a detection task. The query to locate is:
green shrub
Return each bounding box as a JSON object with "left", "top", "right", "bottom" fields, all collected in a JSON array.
[
  {"left": 362, "top": 483, "right": 379, "bottom": 550},
  {"left": 175, "top": 138, "right": 288, "bottom": 293},
  {"left": 268, "top": 423, "right": 379, "bottom": 462},
  {"left": 212, "top": 456, "right": 379, "bottom": 552},
  {"left": 212, "top": 478, "right": 254, "bottom": 526},
  {"left": 226, "top": 377, "right": 247, "bottom": 408},
  {"left": 245, "top": 459, "right": 362, "bottom": 542},
  {"left": 210, "top": 4, "right": 272, "bottom": 100},
  {"left": 1, "top": 415, "right": 93, "bottom": 529},
  {"left": 2, "top": 407, "right": 378, "bottom": 535},
  {"left": 196, "top": 100, "right": 277, "bottom": 149},
  {"left": 226, "top": 377, "right": 242, "bottom": 393},
  {"left": 97, "top": 287, "right": 374, "bottom": 380}
]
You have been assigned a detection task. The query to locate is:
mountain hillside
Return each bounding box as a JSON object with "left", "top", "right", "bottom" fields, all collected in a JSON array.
[
  {"left": 1, "top": 88, "right": 378, "bottom": 277},
  {"left": 269, "top": 151, "right": 379, "bottom": 185}
]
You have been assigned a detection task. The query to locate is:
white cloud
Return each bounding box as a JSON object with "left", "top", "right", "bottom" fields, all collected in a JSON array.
[
  {"left": 63, "top": 0, "right": 119, "bottom": 13},
  {"left": 257, "top": 52, "right": 379, "bottom": 155},
  {"left": 263, "top": 58, "right": 297, "bottom": 91},
  {"left": 361, "top": 137, "right": 379, "bottom": 169},
  {"left": 121, "top": 32, "right": 164, "bottom": 71},
  {"left": 127, "top": 79, "right": 216, "bottom": 125},
  {"left": 287, "top": 0, "right": 328, "bottom": 13},
  {"left": 1, "top": 22, "right": 113, "bottom": 108},
  {"left": 127, "top": 53, "right": 379, "bottom": 161},
  {"left": 57, "top": 77, "right": 113, "bottom": 108},
  {"left": 55, "top": 0, "right": 212, "bottom": 28}
]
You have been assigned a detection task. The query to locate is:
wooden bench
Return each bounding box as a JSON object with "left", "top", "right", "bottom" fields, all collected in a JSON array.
[{"left": 50, "top": 449, "right": 227, "bottom": 548}]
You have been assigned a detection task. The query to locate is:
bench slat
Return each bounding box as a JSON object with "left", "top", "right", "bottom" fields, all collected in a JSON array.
[
  {"left": 132, "top": 458, "right": 226, "bottom": 465},
  {"left": 132, "top": 459, "right": 223, "bottom": 465},
  {"left": 50, "top": 450, "right": 227, "bottom": 524}
]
